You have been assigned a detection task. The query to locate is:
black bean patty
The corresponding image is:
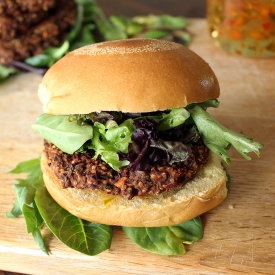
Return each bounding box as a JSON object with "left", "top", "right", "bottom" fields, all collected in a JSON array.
[
  {"left": 44, "top": 139, "right": 210, "bottom": 200},
  {"left": 0, "top": 0, "right": 76, "bottom": 65}
]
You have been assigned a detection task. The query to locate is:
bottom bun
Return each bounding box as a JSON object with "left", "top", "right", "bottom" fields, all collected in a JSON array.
[{"left": 41, "top": 151, "right": 228, "bottom": 227}]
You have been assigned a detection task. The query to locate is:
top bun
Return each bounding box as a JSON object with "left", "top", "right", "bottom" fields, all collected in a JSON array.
[{"left": 38, "top": 38, "right": 220, "bottom": 115}]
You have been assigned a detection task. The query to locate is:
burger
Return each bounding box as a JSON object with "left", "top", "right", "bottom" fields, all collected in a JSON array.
[{"left": 30, "top": 38, "right": 262, "bottom": 254}]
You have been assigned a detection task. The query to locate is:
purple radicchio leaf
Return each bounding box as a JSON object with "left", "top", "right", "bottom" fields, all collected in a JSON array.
[
  {"left": 150, "top": 139, "right": 191, "bottom": 165},
  {"left": 119, "top": 118, "right": 158, "bottom": 171},
  {"left": 118, "top": 117, "right": 195, "bottom": 171}
]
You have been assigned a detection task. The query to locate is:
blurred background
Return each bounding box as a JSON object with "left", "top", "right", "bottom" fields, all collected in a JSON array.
[{"left": 97, "top": 0, "right": 206, "bottom": 17}]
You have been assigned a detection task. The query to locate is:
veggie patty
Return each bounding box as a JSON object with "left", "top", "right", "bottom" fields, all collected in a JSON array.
[{"left": 44, "top": 139, "right": 209, "bottom": 200}]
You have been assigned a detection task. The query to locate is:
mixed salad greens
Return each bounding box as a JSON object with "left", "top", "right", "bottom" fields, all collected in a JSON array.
[
  {"left": 7, "top": 99, "right": 262, "bottom": 256},
  {"left": 0, "top": 0, "right": 191, "bottom": 82}
]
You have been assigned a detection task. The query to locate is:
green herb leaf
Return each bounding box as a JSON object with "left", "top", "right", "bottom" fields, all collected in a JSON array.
[
  {"left": 35, "top": 186, "right": 113, "bottom": 255},
  {"left": 189, "top": 105, "right": 263, "bottom": 163},
  {"left": 0, "top": 64, "right": 17, "bottom": 81},
  {"left": 122, "top": 217, "right": 203, "bottom": 256},
  {"left": 32, "top": 114, "right": 93, "bottom": 154}
]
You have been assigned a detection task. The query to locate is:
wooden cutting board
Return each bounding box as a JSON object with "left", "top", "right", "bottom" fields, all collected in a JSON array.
[{"left": 0, "top": 19, "right": 274, "bottom": 275}]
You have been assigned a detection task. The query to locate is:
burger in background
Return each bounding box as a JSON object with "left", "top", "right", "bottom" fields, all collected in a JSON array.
[
  {"left": 0, "top": 0, "right": 76, "bottom": 66},
  {"left": 0, "top": 0, "right": 191, "bottom": 81}
]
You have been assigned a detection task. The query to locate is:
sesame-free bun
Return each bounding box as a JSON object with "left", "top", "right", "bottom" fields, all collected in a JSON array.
[
  {"left": 41, "top": 151, "right": 228, "bottom": 227},
  {"left": 38, "top": 38, "right": 220, "bottom": 115}
]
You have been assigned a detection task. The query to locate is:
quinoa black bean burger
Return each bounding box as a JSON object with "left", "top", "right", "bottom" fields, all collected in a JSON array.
[{"left": 33, "top": 38, "right": 262, "bottom": 228}]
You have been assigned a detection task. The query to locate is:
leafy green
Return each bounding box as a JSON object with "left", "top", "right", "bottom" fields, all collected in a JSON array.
[
  {"left": 133, "top": 14, "right": 188, "bottom": 30},
  {"left": 7, "top": 158, "right": 48, "bottom": 254},
  {"left": 25, "top": 41, "right": 70, "bottom": 67},
  {"left": 132, "top": 14, "right": 190, "bottom": 44},
  {"left": 8, "top": 158, "right": 203, "bottom": 256},
  {"left": 187, "top": 99, "right": 220, "bottom": 110},
  {"left": 35, "top": 186, "right": 113, "bottom": 255},
  {"left": 122, "top": 217, "right": 203, "bottom": 256},
  {"left": 32, "top": 114, "right": 94, "bottom": 154},
  {"left": 189, "top": 105, "right": 263, "bottom": 164},
  {"left": 19, "top": 2, "right": 190, "bottom": 69},
  {"left": 148, "top": 108, "right": 190, "bottom": 131},
  {"left": 150, "top": 139, "right": 191, "bottom": 164},
  {"left": 8, "top": 158, "right": 113, "bottom": 256},
  {"left": 88, "top": 119, "right": 135, "bottom": 170},
  {"left": 0, "top": 64, "right": 17, "bottom": 81},
  {"left": 222, "top": 162, "right": 231, "bottom": 189}
]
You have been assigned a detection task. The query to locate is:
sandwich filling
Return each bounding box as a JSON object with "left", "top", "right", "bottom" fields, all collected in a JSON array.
[
  {"left": 33, "top": 99, "right": 263, "bottom": 200},
  {"left": 42, "top": 109, "right": 210, "bottom": 199},
  {"left": 44, "top": 139, "right": 209, "bottom": 200}
]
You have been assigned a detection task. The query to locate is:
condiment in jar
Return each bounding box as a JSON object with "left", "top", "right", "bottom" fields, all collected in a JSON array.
[{"left": 207, "top": 0, "right": 275, "bottom": 58}]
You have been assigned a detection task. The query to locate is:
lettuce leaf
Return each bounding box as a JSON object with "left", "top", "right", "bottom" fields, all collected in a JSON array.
[
  {"left": 32, "top": 114, "right": 94, "bottom": 154},
  {"left": 32, "top": 101, "right": 263, "bottom": 170},
  {"left": 147, "top": 108, "right": 190, "bottom": 131},
  {"left": 189, "top": 105, "right": 263, "bottom": 164},
  {"left": 88, "top": 119, "right": 135, "bottom": 170},
  {"left": 150, "top": 138, "right": 191, "bottom": 164}
]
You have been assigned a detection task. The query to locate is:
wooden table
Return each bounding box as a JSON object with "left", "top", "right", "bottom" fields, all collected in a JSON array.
[{"left": 1, "top": 18, "right": 275, "bottom": 275}]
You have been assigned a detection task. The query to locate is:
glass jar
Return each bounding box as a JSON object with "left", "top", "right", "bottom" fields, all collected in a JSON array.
[{"left": 207, "top": 0, "right": 275, "bottom": 58}]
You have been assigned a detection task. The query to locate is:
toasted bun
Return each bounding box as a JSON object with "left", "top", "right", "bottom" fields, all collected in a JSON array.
[
  {"left": 41, "top": 151, "right": 228, "bottom": 227},
  {"left": 38, "top": 38, "right": 220, "bottom": 115}
]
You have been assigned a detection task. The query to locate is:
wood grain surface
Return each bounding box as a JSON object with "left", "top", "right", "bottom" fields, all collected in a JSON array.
[{"left": 0, "top": 19, "right": 275, "bottom": 275}]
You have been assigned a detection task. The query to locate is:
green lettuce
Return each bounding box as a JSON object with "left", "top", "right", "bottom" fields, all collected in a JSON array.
[
  {"left": 146, "top": 107, "right": 190, "bottom": 131},
  {"left": 188, "top": 105, "right": 263, "bottom": 164},
  {"left": 32, "top": 101, "right": 263, "bottom": 170},
  {"left": 32, "top": 114, "right": 94, "bottom": 154},
  {"left": 88, "top": 120, "right": 135, "bottom": 170}
]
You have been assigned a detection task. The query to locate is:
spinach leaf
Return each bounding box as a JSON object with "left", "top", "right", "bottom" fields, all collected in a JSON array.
[
  {"left": 189, "top": 105, "right": 263, "bottom": 164},
  {"left": 144, "top": 29, "right": 170, "bottom": 39},
  {"left": 25, "top": 41, "right": 70, "bottom": 67},
  {"left": 32, "top": 114, "right": 93, "bottom": 154},
  {"left": 122, "top": 217, "right": 203, "bottom": 256},
  {"left": 8, "top": 158, "right": 112, "bottom": 256},
  {"left": 94, "top": 9, "right": 127, "bottom": 41},
  {"left": 9, "top": 158, "right": 40, "bottom": 173},
  {"left": 133, "top": 14, "right": 188, "bottom": 30},
  {"left": 35, "top": 186, "right": 113, "bottom": 255},
  {"left": 7, "top": 158, "right": 48, "bottom": 254},
  {"left": 0, "top": 64, "right": 17, "bottom": 81}
]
